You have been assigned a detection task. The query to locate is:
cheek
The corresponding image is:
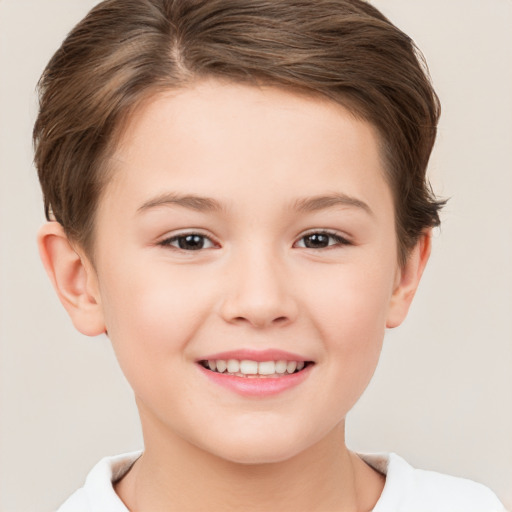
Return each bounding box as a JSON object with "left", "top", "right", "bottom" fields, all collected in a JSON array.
[
  {"left": 303, "top": 259, "right": 394, "bottom": 339},
  {"left": 97, "top": 260, "right": 214, "bottom": 373},
  {"left": 300, "top": 261, "right": 394, "bottom": 403}
]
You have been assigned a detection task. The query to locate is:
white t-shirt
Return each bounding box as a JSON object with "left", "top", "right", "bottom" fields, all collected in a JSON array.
[{"left": 57, "top": 451, "right": 506, "bottom": 511}]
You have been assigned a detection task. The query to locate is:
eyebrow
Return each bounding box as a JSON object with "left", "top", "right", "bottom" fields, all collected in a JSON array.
[
  {"left": 293, "top": 193, "right": 373, "bottom": 216},
  {"left": 137, "top": 191, "right": 373, "bottom": 216},
  {"left": 137, "top": 193, "right": 224, "bottom": 213}
]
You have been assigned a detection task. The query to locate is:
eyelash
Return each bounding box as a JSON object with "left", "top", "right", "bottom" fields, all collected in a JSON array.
[
  {"left": 158, "top": 232, "right": 217, "bottom": 251},
  {"left": 158, "top": 230, "right": 352, "bottom": 252},
  {"left": 294, "top": 230, "right": 352, "bottom": 249}
]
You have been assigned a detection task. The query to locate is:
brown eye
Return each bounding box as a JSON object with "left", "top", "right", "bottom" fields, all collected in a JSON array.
[
  {"left": 303, "top": 233, "right": 330, "bottom": 248},
  {"left": 178, "top": 235, "right": 205, "bottom": 250},
  {"left": 295, "top": 232, "right": 351, "bottom": 249},
  {"left": 160, "top": 234, "right": 215, "bottom": 250}
]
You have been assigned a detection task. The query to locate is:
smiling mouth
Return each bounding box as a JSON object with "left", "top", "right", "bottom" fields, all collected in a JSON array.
[{"left": 199, "top": 359, "right": 314, "bottom": 378}]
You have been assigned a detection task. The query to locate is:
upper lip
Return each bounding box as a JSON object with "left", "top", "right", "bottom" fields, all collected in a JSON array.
[{"left": 197, "top": 349, "right": 313, "bottom": 363}]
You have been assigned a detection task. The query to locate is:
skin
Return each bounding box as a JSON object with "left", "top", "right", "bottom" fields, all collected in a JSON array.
[{"left": 38, "top": 79, "right": 431, "bottom": 511}]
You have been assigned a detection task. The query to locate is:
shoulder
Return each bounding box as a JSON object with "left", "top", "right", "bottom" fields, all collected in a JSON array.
[
  {"left": 360, "top": 452, "right": 506, "bottom": 512},
  {"left": 57, "top": 451, "right": 142, "bottom": 512}
]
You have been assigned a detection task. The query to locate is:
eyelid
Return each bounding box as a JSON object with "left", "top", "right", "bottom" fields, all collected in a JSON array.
[
  {"left": 294, "top": 229, "right": 352, "bottom": 248},
  {"left": 158, "top": 230, "right": 219, "bottom": 249},
  {"left": 155, "top": 228, "right": 351, "bottom": 250}
]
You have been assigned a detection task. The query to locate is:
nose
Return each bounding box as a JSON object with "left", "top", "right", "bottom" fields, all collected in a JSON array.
[{"left": 218, "top": 249, "right": 299, "bottom": 329}]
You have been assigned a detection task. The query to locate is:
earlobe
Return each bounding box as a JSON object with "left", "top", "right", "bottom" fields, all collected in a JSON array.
[
  {"left": 386, "top": 230, "right": 432, "bottom": 329},
  {"left": 37, "top": 222, "right": 106, "bottom": 337}
]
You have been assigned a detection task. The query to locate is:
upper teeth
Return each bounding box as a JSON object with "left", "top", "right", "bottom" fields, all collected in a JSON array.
[{"left": 205, "top": 359, "right": 305, "bottom": 375}]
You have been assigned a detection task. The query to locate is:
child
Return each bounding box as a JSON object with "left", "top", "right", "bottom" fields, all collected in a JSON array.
[{"left": 33, "top": 0, "right": 506, "bottom": 510}]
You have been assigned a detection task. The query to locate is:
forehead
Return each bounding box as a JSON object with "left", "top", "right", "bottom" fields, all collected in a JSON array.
[{"left": 104, "top": 79, "right": 392, "bottom": 218}]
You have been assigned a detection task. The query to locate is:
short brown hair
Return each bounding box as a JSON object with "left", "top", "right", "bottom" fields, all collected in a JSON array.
[{"left": 33, "top": 0, "right": 444, "bottom": 264}]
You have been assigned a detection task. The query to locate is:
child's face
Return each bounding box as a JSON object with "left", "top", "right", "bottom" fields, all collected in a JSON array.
[{"left": 86, "top": 80, "right": 414, "bottom": 463}]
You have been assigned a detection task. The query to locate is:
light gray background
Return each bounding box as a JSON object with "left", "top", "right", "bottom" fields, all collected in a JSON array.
[{"left": 1, "top": 1, "right": 511, "bottom": 510}]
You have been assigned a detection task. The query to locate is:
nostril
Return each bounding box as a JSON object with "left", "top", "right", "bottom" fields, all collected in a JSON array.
[{"left": 230, "top": 315, "right": 289, "bottom": 328}]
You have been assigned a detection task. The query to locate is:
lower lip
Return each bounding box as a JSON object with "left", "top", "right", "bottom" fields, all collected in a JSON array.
[{"left": 198, "top": 364, "right": 313, "bottom": 397}]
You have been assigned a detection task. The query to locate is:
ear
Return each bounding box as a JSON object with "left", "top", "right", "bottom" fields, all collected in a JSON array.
[
  {"left": 386, "top": 230, "right": 432, "bottom": 329},
  {"left": 37, "top": 222, "right": 106, "bottom": 336}
]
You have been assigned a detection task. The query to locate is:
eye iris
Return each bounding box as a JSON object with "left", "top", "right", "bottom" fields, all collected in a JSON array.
[
  {"left": 304, "top": 233, "right": 330, "bottom": 248},
  {"left": 178, "top": 235, "right": 205, "bottom": 250}
]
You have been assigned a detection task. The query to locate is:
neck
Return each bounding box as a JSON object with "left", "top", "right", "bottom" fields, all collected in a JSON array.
[{"left": 116, "top": 416, "right": 384, "bottom": 512}]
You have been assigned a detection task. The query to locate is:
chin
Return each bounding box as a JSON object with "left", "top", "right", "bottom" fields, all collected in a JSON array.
[
  {"left": 214, "top": 444, "right": 302, "bottom": 465},
  {"left": 197, "top": 425, "right": 318, "bottom": 466}
]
